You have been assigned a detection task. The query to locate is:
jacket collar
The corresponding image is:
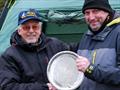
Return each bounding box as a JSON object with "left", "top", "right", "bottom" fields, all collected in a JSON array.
[{"left": 86, "top": 26, "right": 111, "bottom": 41}]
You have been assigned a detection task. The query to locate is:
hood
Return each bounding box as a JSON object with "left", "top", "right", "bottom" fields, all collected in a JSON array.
[{"left": 107, "top": 11, "right": 120, "bottom": 27}]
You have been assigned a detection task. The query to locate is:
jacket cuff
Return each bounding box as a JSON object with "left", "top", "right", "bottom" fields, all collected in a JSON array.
[{"left": 85, "top": 64, "right": 95, "bottom": 75}]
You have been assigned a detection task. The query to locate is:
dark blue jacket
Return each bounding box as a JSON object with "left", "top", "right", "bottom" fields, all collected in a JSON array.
[
  {"left": 0, "top": 31, "right": 69, "bottom": 90},
  {"left": 78, "top": 11, "right": 120, "bottom": 90}
]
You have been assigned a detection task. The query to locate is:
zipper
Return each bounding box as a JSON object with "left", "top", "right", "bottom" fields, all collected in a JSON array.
[{"left": 92, "top": 50, "right": 97, "bottom": 64}]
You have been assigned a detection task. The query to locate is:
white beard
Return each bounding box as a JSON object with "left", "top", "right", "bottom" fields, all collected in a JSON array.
[{"left": 24, "top": 37, "right": 38, "bottom": 43}]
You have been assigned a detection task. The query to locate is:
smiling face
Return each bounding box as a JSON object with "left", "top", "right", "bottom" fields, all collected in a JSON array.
[
  {"left": 84, "top": 9, "right": 109, "bottom": 31},
  {"left": 18, "top": 20, "right": 42, "bottom": 44}
]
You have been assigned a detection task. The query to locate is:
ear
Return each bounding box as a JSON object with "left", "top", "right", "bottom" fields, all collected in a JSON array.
[{"left": 17, "top": 29, "right": 21, "bottom": 35}]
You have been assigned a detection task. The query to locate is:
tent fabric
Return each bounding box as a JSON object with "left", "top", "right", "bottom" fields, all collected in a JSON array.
[
  {"left": 0, "top": 0, "right": 120, "bottom": 54},
  {"left": 0, "top": 0, "right": 84, "bottom": 54}
]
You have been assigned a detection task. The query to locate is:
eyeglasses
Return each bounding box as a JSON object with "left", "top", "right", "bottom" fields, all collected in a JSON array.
[{"left": 20, "top": 24, "right": 40, "bottom": 31}]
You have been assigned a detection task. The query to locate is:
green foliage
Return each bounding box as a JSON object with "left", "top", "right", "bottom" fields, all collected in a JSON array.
[
  {"left": 0, "top": 0, "right": 15, "bottom": 14},
  {"left": 0, "top": 0, "right": 5, "bottom": 11}
]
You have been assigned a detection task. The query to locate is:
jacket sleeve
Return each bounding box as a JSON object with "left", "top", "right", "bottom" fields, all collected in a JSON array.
[
  {"left": 68, "top": 42, "right": 79, "bottom": 53},
  {"left": 85, "top": 32, "right": 120, "bottom": 86},
  {"left": 85, "top": 64, "right": 120, "bottom": 85},
  {"left": 0, "top": 54, "right": 48, "bottom": 90}
]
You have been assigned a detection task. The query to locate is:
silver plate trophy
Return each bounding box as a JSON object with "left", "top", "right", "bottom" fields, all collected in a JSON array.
[{"left": 47, "top": 51, "right": 84, "bottom": 90}]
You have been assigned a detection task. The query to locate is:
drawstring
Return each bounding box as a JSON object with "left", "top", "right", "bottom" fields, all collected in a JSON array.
[{"left": 92, "top": 50, "right": 97, "bottom": 64}]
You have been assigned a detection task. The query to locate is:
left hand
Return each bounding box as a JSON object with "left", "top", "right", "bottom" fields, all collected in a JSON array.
[{"left": 47, "top": 83, "right": 57, "bottom": 90}]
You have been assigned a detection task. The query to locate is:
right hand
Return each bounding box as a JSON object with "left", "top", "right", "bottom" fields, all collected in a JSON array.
[{"left": 76, "top": 56, "right": 90, "bottom": 72}]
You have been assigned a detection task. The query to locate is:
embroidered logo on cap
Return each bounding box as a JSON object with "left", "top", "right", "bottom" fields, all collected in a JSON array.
[{"left": 21, "top": 11, "right": 37, "bottom": 19}]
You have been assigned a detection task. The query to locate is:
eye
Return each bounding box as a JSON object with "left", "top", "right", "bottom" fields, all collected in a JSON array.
[
  {"left": 22, "top": 26, "right": 30, "bottom": 31},
  {"left": 32, "top": 25, "right": 39, "bottom": 30},
  {"left": 84, "top": 11, "right": 89, "bottom": 15},
  {"left": 93, "top": 9, "right": 100, "bottom": 14}
]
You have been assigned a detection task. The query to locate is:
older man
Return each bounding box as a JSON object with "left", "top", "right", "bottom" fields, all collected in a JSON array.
[{"left": 0, "top": 9, "right": 70, "bottom": 90}]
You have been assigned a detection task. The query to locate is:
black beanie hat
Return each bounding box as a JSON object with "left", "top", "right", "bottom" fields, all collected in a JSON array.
[{"left": 82, "top": 0, "right": 113, "bottom": 14}]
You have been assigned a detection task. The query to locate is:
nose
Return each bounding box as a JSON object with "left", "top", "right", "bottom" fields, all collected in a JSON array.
[
  {"left": 29, "top": 26, "right": 34, "bottom": 32},
  {"left": 88, "top": 12, "right": 95, "bottom": 20}
]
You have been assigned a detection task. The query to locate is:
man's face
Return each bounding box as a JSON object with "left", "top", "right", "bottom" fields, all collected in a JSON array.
[
  {"left": 84, "top": 9, "right": 109, "bottom": 31},
  {"left": 18, "top": 20, "right": 42, "bottom": 43}
]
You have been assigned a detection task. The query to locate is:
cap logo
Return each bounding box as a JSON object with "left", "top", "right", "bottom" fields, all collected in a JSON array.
[{"left": 21, "top": 11, "right": 37, "bottom": 19}]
